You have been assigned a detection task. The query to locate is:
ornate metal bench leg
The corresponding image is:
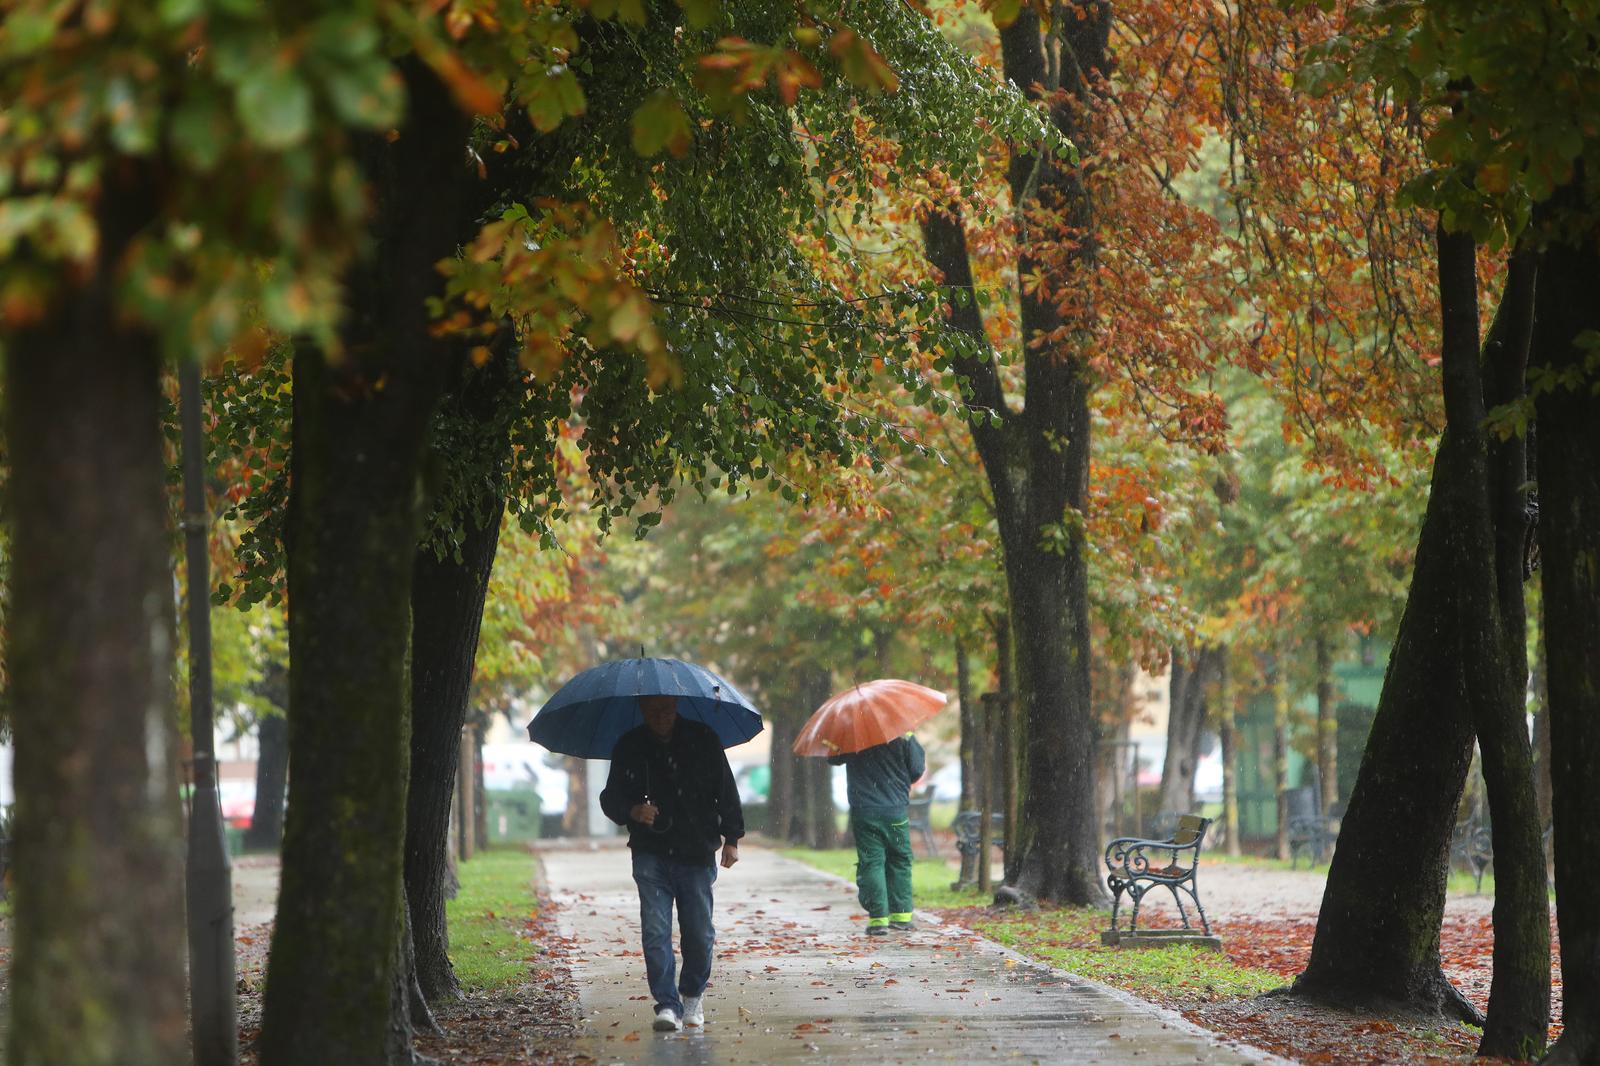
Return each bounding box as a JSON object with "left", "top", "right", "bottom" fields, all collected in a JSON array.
[
  {"left": 1168, "top": 885, "right": 1191, "bottom": 930},
  {"left": 1188, "top": 885, "right": 1212, "bottom": 936}
]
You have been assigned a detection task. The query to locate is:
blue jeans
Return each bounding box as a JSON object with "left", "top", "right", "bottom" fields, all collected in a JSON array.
[{"left": 631, "top": 849, "right": 718, "bottom": 1015}]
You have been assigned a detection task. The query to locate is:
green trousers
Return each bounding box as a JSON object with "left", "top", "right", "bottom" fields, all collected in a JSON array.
[{"left": 851, "top": 814, "right": 914, "bottom": 922}]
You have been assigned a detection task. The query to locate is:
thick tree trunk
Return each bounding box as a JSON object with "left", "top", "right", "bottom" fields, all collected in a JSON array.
[
  {"left": 260, "top": 60, "right": 466, "bottom": 1066},
  {"left": 800, "top": 662, "right": 836, "bottom": 849},
  {"left": 1314, "top": 634, "right": 1339, "bottom": 813},
  {"left": 405, "top": 499, "right": 504, "bottom": 1004},
  {"left": 244, "top": 703, "right": 290, "bottom": 852},
  {"left": 1293, "top": 224, "right": 1536, "bottom": 1027},
  {"left": 5, "top": 173, "right": 187, "bottom": 1064},
  {"left": 1472, "top": 247, "right": 1548, "bottom": 1058},
  {"left": 917, "top": 6, "right": 1109, "bottom": 904},
  {"left": 1530, "top": 214, "right": 1600, "bottom": 1066}
]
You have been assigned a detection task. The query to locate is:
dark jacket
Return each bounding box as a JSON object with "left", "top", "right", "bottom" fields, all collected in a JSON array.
[
  {"left": 829, "top": 735, "right": 926, "bottom": 819},
  {"left": 600, "top": 718, "right": 744, "bottom": 865}
]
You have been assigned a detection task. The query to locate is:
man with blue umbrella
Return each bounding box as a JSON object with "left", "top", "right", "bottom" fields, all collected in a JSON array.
[
  {"left": 599, "top": 694, "right": 743, "bottom": 1033},
  {"left": 529, "top": 656, "right": 760, "bottom": 1033}
]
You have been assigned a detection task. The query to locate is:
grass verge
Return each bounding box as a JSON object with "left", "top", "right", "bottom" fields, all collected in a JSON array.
[
  {"left": 445, "top": 846, "right": 542, "bottom": 992},
  {"left": 780, "top": 846, "right": 992, "bottom": 909},
  {"left": 784, "top": 845, "right": 1283, "bottom": 1006},
  {"left": 966, "top": 907, "right": 1285, "bottom": 1006}
]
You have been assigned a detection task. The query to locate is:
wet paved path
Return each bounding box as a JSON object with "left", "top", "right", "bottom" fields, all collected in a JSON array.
[{"left": 544, "top": 843, "right": 1285, "bottom": 1066}]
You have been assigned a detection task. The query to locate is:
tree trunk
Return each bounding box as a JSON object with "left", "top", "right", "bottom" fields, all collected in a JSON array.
[
  {"left": 1471, "top": 245, "right": 1548, "bottom": 1058},
  {"left": 1218, "top": 653, "right": 1242, "bottom": 857},
  {"left": 1529, "top": 210, "right": 1600, "bottom": 1066},
  {"left": 260, "top": 59, "right": 467, "bottom": 1066},
  {"left": 956, "top": 634, "right": 975, "bottom": 812},
  {"left": 405, "top": 498, "right": 504, "bottom": 1005},
  {"left": 5, "top": 169, "right": 187, "bottom": 1064},
  {"left": 956, "top": 634, "right": 978, "bottom": 884},
  {"left": 791, "top": 722, "right": 813, "bottom": 844},
  {"left": 1158, "top": 647, "right": 1216, "bottom": 816},
  {"left": 767, "top": 712, "right": 796, "bottom": 842},
  {"left": 244, "top": 703, "right": 291, "bottom": 852},
  {"left": 472, "top": 724, "right": 490, "bottom": 853},
  {"left": 1314, "top": 634, "right": 1339, "bottom": 813},
  {"left": 1272, "top": 652, "right": 1291, "bottom": 862},
  {"left": 564, "top": 755, "right": 590, "bottom": 837},
  {"left": 799, "top": 662, "right": 836, "bottom": 849},
  {"left": 918, "top": 5, "right": 1110, "bottom": 905},
  {"left": 1293, "top": 223, "right": 1538, "bottom": 1027},
  {"left": 457, "top": 726, "right": 478, "bottom": 861},
  {"left": 996, "top": 619, "right": 1022, "bottom": 884}
]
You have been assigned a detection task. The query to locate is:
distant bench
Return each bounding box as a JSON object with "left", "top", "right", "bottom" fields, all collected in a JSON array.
[
  {"left": 1103, "top": 813, "right": 1214, "bottom": 937},
  {"left": 906, "top": 785, "right": 937, "bottom": 857},
  {"left": 953, "top": 810, "right": 1004, "bottom": 861}
]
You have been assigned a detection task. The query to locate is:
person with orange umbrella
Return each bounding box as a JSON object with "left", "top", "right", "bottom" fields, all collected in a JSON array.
[{"left": 793, "top": 680, "right": 944, "bottom": 936}]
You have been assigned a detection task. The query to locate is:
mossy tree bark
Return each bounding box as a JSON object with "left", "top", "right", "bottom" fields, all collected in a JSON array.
[
  {"left": 4, "top": 164, "right": 187, "bottom": 1066},
  {"left": 920, "top": 4, "right": 1109, "bottom": 904},
  {"left": 405, "top": 350, "right": 518, "bottom": 1005},
  {"left": 259, "top": 60, "right": 468, "bottom": 1066},
  {"left": 406, "top": 499, "right": 504, "bottom": 1003},
  {"left": 1530, "top": 209, "right": 1600, "bottom": 1066},
  {"left": 1294, "top": 225, "right": 1543, "bottom": 1032},
  {"left": 1470, "top": 247, "right": 1548, "bottom": 1059}
]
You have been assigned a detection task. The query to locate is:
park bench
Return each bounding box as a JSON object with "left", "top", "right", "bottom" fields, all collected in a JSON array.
[
  {"left": 1103, "top": 813, "right": 1214, "bottom": 939},
  {"left": 1286, "top": 787, "right": 1340, "bottom": 868},
  {"left": 906, "top": 785, "right": 937, "bottom": 857},
  {"left": 953, "top": 810, "right": 1004, "bottom": 863},
  {"left": 1451, "top": 818, "right": 1494, "bottom": 892}
]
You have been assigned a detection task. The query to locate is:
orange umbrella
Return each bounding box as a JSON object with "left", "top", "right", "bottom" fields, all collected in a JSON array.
[{"left": 791, "top": 679, "right": 948, "bottom": 757}]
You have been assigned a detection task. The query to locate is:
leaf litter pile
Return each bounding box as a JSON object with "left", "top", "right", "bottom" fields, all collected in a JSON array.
[
  {"left": 235, "top": 875, "right": 587, "bottom": 1066},
  {"left": 930, "top": 900, "right": 1564, "bottom": 1066}
]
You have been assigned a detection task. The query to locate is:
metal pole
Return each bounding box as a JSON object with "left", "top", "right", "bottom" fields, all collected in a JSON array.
[{"left": 181, "top": 359, "right": 238, "bottom": 1066}]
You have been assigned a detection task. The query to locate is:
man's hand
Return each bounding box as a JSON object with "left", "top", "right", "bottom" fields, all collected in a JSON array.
[
  {"left": 629, "top": 802, "right": 659, "bottom": 826},
  {"left": 720, "top": 842, "right": 740, "bottom": 869}
]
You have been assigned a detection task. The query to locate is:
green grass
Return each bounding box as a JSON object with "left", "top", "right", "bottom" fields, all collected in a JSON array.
[
  {"left": 971, "top": 908, "right": 1287, "bottom": 1003},
  {"left": 445, "top": 846, "right": 541, "bottom": 992},
  {"left": 784, "top": 845, "right": 1285, "bottom": 1006},
  {"left": 781, "top": 846, "right": 990, "bottom": 909}
]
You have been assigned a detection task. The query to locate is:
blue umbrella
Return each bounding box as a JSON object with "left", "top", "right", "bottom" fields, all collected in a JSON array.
[{"left": 527, "top": 657, "right": 763, "bottom": 758}]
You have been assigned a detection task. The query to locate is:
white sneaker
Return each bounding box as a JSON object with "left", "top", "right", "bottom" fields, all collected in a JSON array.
[
  {"left": 682, "top": 995, "right": 705, "bottom": 1027},
  {"left": 653, "top": 1006, "right": 682, "bottom": 1032}
]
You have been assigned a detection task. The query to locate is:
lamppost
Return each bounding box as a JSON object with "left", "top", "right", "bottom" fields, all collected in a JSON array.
[{"left": 181, "top": 359, "right": 238, "bottom": 1065}]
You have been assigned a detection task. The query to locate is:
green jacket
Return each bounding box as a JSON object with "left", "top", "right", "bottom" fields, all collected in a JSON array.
[{"left": 829, "top": 736, "right": 926, "bottom": 819}]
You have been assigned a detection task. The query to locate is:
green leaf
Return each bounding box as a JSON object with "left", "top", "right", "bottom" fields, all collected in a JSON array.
[
  {"left": 171, "top": 94, "right": 227, "bottom": 171},
  {"left": 236, "top": 64, "right": 312, "bottom": 149},
  {"left": 677, "top": 0, "right": 718, "bottom": 29},
  {"left": 632, "top": 91, "right": 692, "bottom": 157},
  {"left": 325, "top": 59, "right": 404, "bottom": 129}
]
